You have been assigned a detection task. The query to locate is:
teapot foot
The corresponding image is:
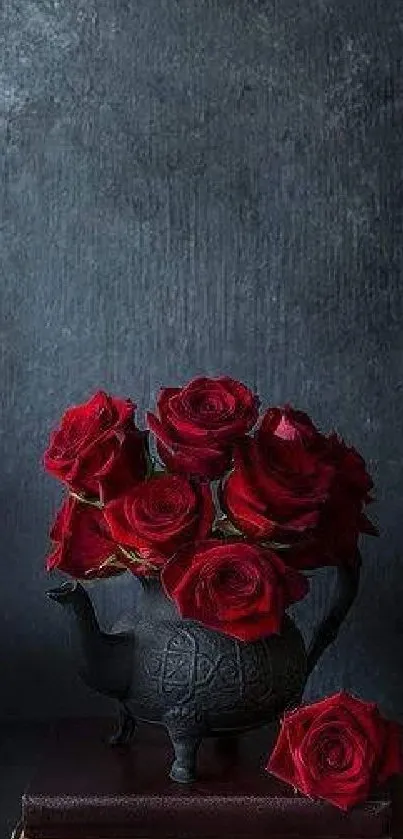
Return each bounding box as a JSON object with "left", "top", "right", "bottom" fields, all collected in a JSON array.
[
  {"left": 109, "top": 704, "right": 136, "bottom": 746},
  {"left": 168, "top": 732, "right": 201, "bottom": 783}
]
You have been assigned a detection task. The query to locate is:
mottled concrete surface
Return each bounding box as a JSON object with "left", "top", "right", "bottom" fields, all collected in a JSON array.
[{"left": 0, "top": 0, "right": 402, "bottom": 719}]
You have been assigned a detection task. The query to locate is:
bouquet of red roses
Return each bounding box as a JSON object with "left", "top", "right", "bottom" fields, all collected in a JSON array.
[{"left": 43, "top": 376, "right": 376, "bottom": 642}]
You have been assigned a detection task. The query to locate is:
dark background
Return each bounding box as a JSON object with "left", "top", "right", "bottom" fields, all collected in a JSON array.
[{"left": 1, "top": 0, "right": 402, "bottom": 726}]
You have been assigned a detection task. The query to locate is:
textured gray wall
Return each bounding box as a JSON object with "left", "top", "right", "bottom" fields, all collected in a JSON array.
[{"left": 1, "top": 0, "right": 402, "bottom": 721}]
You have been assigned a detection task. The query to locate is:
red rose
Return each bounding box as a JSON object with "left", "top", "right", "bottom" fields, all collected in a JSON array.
[
  {"left": 161, "top": 539, "right": 308, "bottom": 641},
  {"left": 267, "top": 692, "right": 403, "bottom": 810},
  {"left": 323, "top": 433, "right": 376, "bottom": 538},
  {"left": 223, "top": 405, "right": 376, "bottom": 568},
  {"left": 222, "top": 437, "right": 334, "bottom": 543},
  {"left": 46, "top": 497, "right": 122, "bottom": 579},
  {"left": 277, "top": 432, "right": 377, "bottom": 569},
  {"left": 146, "top": 376, "right": 259, "bottom": 479},
  {"left": 104, "top": 473, "right": 214, "bottom": 568},
  {"left": 43, "top": 391, "right": 147, "bottom": 502}
]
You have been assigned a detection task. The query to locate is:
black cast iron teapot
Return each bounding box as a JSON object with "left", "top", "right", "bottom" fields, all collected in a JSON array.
[{"left": 47, "top": 558, "right": 360, "bottom": 783}]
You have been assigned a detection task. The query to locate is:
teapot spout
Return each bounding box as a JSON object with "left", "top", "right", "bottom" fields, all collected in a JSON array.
[
  {"left": 47, "top": 581, "right": 134, "bottom": 700},
  {"left": 47, "top": 580, "right": 78, "bottom": 601}
]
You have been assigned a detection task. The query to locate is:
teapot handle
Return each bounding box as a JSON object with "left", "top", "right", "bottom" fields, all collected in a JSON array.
[{"left": 305, "top": 552, "right": 361, "bottom": 680}]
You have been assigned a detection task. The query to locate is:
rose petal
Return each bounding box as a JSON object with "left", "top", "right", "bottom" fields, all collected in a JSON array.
[
  {"left": 377, "top": 720, "right": 403, "bottom": 784},
  {"left": 267, "top": 719, "right": 300, "bottom": 788}
]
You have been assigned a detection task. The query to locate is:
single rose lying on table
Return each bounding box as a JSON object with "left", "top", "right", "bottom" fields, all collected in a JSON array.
[{"left": 266, "top": 692, "right": 403, "bottom": 810}]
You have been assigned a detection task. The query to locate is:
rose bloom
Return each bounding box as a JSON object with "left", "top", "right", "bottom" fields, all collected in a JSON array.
[
  {"left": 47, "top": 496, "right": 122, "bottom": 579},
  {"left": 161, "top": 539, "right": 308, "bottom": 641},
  {"left": 43, "top": 391, "right": 147, "bottom": 502},
  {"left": 267, "top": 692, "right": 403, "bottom": 810},
  {"left": 223, "top": 434, "right": 334, "bottom": 543},
  {"left": 104, "top": 473, "right": 214, "bottom": 567},
  {"left": 147, "top": 376, "right": 259, "bottom": 480},
  {"left": 280, "top": 420, "right": 377, "bottom": 568},
  {"left": 223, "top": 405, "right": 376, "bottom": 568}
]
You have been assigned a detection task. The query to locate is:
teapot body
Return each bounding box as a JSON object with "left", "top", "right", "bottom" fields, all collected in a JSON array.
[
  {"left": 123, "top": 578, "right": 307, "bottom": 736},
  {"left": 49, "top": 562, "right": 359, "bottom": 782}
]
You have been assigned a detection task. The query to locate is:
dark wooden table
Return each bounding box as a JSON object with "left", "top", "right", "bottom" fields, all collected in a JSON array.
[{"left": 2, "top": 719, "right": 403, "bottom": 839}]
